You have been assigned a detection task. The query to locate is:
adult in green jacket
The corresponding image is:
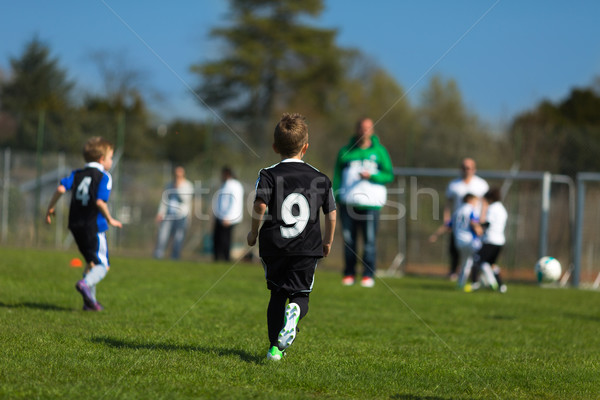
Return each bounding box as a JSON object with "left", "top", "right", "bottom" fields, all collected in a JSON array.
[{"left": 333, "top": 117, "right": 394, "bottom": 287}]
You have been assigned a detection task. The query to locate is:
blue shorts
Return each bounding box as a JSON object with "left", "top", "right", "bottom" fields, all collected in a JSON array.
[{"left": 70, "top": 228, "right": 109, "bottom": 267}]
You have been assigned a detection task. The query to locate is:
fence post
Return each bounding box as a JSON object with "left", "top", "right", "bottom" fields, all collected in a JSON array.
[
  {"left": 34, "top": 109, "right": 46, "bottom": 245},
  {"left": 538, "top": 172, "right": 551, "bottom": 260},
  {"left": 56, "top": 152, "right": 65, "bottom": 248},
  {"left": 572, "top": 175, "right": 586, "bottom": 288},
  {"left": 1, "top": 148, "right": 10, "bottom": 243}
]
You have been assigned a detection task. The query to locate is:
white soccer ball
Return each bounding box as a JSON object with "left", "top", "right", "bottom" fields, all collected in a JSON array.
[{"left": 535, "top": 256, "right": 562, "bottom": 283}]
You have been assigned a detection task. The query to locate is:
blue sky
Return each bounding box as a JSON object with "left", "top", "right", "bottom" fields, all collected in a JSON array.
[{"left": 1, "top": 0, "right": 599, "bottom": 128}]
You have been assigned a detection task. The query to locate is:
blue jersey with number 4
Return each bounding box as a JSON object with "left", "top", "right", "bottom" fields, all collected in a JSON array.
[{"left": 60, "top": 162, "right": 112, "bottom": 232}]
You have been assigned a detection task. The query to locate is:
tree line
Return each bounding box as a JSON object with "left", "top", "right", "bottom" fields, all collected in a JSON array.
[{"left": 1, "top": 0, "right": 599, "bottom": 177}]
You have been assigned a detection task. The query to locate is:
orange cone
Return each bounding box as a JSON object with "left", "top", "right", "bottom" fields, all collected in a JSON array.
[{"left": 70, "top": 258, "right": 83, "bottom": 268}]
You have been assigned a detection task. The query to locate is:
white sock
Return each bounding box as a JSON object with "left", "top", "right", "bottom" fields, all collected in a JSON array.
[
  {"left": 481, "top": 263, "right": 498, "bottom": 289},
  {"left": 84, "top": 265, "right": 108, "bottom": 287}
]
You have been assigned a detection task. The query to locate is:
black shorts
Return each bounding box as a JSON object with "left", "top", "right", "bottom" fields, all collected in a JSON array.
[
  {"left": 477, "top": 243, "right": 503, "bottom": 265},
  {"left": 261, "top": 256, "right": 319, "bottom": 295},
  {"left": 70, "top": 227, "right": 109, "bottom": 266}
]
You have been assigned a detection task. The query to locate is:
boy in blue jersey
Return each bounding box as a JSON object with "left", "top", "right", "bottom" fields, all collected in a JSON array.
[
  {"left": 430, "top": 193, "right": 482, "bottom": 288},
  {"left": 46, "top": 137, "right": 122, "bottom": 311},
  {"left": 452, "top": 194, "right": 483, "bottom": 288},
  {"left": 247, "top": 113, "right": 337, "bottom": 361}
]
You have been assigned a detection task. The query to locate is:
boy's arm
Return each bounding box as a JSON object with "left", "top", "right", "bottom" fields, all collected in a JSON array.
[
  {"left": 45, "top": 185, "right": 67, "bottom": 224},
  {"left": 247, "top": 199, "right": 267, "bottom": 246},
  {"left": 96, "top": 199, "right": 123, "bottom": 228},
  {"left": 322, "top": 210, "right": 336, "bottom": 257},
  {"left": 479, "top": 199, "right": 489, "bottom": 224},
  {"left": 471, "top": 220, "right": 483, "bottom": 237},
  {"left": 429, "top": 223, "right": 451, "bottom": 243}
]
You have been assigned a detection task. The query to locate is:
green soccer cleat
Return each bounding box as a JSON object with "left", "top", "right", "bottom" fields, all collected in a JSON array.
[
  {"left": 278, "top": 302, "right": 300, "bottom": 350},
  {"left": 266, "top": 346, "right": 284, "bottom": 361}
]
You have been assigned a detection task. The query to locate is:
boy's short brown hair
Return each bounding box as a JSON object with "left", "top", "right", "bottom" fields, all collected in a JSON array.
[
  {"left": 484, "top": 187, "right": 501, "bottom": 203},
  {"left": 273, "top": 113, "right": 308, "bottom": 158},
  {"left": 83, "top": 136, "right": 114, "bottom": 163},
  {"left": 462, "top": 193, "right": 476, "bottom": 203}
]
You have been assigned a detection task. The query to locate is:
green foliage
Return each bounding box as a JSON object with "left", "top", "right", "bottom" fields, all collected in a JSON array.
[
  {"left": 192, "top": 0, "right": 346, "bottom": 146},
  {"left": 156, "top": 119, "right": 209, "bottom": 164},
  {"left": 78, "top": 94, "right": 153, "bottom": 160},
  {"left": 0, "top": 37, "right": 75, "bottom": 152},
  {"left": 415, "top": 75, "right": 503, "bottom": 169},
  {"left": 1, "top": 247, "right": 599, "bottom": 399},
  {"left": 509, "top": 86, "right": 600, "bottom": 175}
]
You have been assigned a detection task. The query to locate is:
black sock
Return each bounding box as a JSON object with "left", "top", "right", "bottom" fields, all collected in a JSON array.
[
  {"left": 267, "top": 289, "right": 288, "bottom": 347},
  {"left": 289, "top": 294, "right": 309, "bottom": 321}
]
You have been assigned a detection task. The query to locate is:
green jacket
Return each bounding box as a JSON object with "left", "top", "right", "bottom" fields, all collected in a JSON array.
[{"left": 333, "top": 135, "right": 394, "bottom": 209}]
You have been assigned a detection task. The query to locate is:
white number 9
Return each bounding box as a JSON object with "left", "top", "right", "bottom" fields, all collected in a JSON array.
[{"left": 280, "top": 193, "right": 310, "bottom": 239}]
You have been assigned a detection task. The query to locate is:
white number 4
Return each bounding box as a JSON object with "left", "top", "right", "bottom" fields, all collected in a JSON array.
[
  {"left": 280, "top": 193, "right": 310, "bottom": 239},
  {"left": 76, "top": 176, "right": 92, "bottom": 206}
]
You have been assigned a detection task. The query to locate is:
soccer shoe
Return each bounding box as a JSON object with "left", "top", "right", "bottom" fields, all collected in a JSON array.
[
  {"left": 266, "top": 346, "right": 284, "bottom": 361},
  {"left": 75, "top": 280, "right": 96, "bottom": 309},
  {"left": 278, "top": 302, "right": 300, "bottom": 350},
  {"left": 360, "top": 277, "right": 375, "bottom": 288},
  {"left": 83, "top": 302, "right": 104, "bottom": 311},
  {"left": 464, "top": 282, "right": 481, "bottom": 293},
  {"left": 342, "top": 276, "right": 355, "bottom": 286}
]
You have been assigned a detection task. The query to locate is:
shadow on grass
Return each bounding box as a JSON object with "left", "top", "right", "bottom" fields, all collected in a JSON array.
[
  {"left": 485, "top": 314, "right": 516, "bottom": 321},
  {"left": 408, "top": 283, "right": 458, "bottom": 292},
  {"left": 564, "top": 312, "right": 600, "bottom": 322},
  {"left": 91, "top": 336, "right": 262, "bottom": 364},
  {"left": 0, "top": 301, "right": 73, "bottom": 312},
  {"left": 391, "top": 394, "right": 462, "bottom": 400}
]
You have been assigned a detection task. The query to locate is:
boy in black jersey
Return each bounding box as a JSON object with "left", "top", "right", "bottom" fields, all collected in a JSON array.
[
  {"left": 247, "top": 113, "right": 336, "bottom": 361},
  {"left": 46, "top": 137, "right": 122, "bottom": 311}
]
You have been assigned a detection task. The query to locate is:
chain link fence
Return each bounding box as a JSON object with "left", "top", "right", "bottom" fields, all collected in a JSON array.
[{"left": 1, "top": 148, "right": 595, "bottom": 286}]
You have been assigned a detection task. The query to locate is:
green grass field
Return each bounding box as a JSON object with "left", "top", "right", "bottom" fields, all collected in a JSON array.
[{"left": 1, "top": 247, "right": 599, "bottom": 399}]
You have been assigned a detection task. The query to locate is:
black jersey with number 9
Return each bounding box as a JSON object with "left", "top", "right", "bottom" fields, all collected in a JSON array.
[{"left": 255, "top": 160, "right": 335, "bottom": 257}]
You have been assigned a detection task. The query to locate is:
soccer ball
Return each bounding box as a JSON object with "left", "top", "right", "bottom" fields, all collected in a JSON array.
[{"left": 535, "top": 256, "right": 562, "bottom": 283}]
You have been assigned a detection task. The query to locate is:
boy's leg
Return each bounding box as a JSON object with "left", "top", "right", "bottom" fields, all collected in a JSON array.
[
  {"left": 449, "top": 232, "right": 459, "bottom": 278},
  {"left": 493, "top": 265, "right": 506, "bottom": 293},
  {"left": 267, "top": 289, "right": 288, "bottom": 348},
  {"left": 84, "top": 264, "right": 108, "bottom": 287},
  {"left": 73, "top": 230, "right": 107, "bottom": 309},
  {"left": 277, "top": 257, "right": 317, "bottom": 350},
  {"left": 288, "top": 294, "right": 309, "bottom": 321},
  {"left": 480, "top": 262, "right": 498, "bottom": 290},
  {"left": 456, "top": 245, "right": 474, "bottom": 288}
]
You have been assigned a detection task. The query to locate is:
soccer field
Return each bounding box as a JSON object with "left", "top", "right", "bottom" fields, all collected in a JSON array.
[{"left": 1, "top": 248, "right": 599, "bottom": 399}]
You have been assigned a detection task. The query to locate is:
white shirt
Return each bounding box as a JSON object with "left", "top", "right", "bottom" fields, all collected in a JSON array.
[
  {"left": 339, "top": 158, "right": 387, "bottom": 207},
  {"left": 213, "top": 178, "right": 244, "bottom": 225},
  {"left": 483, "top": 202, "right": 507, "bottom": 245},
  {"left": 446, "top": 176, "right": 489, "bottom": 214},
  {"left": 157, "top": 179, "right": 194, "bottom": 220}
]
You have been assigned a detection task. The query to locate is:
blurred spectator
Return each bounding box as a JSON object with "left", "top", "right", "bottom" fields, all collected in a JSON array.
[
  {"left": 153, "top": 166, "right": 194, "bottom": 260},
  {"left": 212, "top": 166, "right": 244, "bottom": 261}
]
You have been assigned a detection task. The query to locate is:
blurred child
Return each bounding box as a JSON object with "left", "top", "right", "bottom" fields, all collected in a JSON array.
[
  {"left": 46, "top": 137, "right": 122, "bottom": 311},
  {"left": 247, "top": 113, "right": 336, "bottom": 361},
  {"left": 453, "top": 193, "right": 483, "bottom": 288},
  {"left": 469, "top": 188, "right": 507, "bottom": 293}
]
